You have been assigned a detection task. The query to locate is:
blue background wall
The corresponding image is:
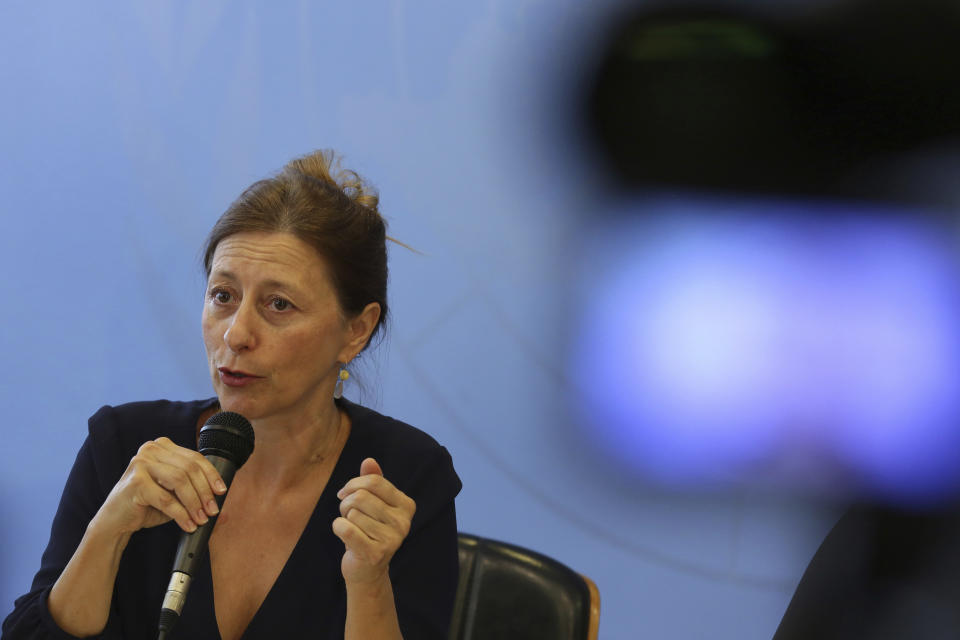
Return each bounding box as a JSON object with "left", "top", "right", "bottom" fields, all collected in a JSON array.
[{"left": 0, "top": 2, "right": 845, "bottom": 638}]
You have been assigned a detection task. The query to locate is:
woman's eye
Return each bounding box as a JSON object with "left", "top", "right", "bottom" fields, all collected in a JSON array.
[
  {"left": 271, "top": 297, "right": 291, "bottom": 311},
  {"left": 211, "top": 289, "right": 232, "bottom": 304}
]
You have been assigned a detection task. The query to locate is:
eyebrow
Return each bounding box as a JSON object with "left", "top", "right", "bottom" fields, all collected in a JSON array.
[{"left": 209, "top": 270, "right": 302, "bottom": 293}]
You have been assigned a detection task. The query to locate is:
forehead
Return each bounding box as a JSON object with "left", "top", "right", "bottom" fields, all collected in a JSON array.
[{"left": 210, "top": 231, "right": 329, "bottom": 285}]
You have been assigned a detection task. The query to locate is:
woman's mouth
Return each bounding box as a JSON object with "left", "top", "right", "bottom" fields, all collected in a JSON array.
[{"left": 218, "top": 367, "right": 260, "bottom": 387}]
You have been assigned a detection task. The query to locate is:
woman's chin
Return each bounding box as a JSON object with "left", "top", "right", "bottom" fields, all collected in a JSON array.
[{"left": 215, "top": 395, "right": 261, "bottom": 420}]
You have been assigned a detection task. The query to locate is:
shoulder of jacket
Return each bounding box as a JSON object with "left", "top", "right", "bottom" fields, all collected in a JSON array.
[
  {"left": 87, "top": 398, "right": 213, "bottom": 452},
  {"left": 347, "top": 401, "right": 447, "bottom": 456}
]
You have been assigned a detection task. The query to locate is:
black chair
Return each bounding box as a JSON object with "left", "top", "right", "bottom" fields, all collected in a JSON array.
[{"left": 449, "top": 533, "right": 600, "bottom": 640}]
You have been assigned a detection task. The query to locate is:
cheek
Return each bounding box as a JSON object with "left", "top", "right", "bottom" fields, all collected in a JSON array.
[
  {"left": 201, "top": 311, "right": 219, "bottom": 348},
  {"left": 283, "top": 328, "right": 336, "bottom": 369}
]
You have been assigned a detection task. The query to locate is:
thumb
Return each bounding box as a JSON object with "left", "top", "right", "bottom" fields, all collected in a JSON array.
[{"left": 360, "top": 457, "right": 383, "bottom": 477}]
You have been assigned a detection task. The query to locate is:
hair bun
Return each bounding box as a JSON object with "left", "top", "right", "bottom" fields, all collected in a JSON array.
[{"left": 283, "top": 149, "right": 380, "bottom": 213}]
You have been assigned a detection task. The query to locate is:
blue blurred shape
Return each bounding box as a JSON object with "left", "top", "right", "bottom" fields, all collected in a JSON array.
[{"left": 572, "top": 198, "right": 960, "bottom": 501}]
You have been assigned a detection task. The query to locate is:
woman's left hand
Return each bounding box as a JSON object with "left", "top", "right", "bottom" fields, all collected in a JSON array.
[{"left": 334, "top": 457, "right": 417, "bottom": 585}]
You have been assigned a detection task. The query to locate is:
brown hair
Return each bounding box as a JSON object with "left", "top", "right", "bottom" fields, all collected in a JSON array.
[{"left": 203, "top": 149, "right": 388, "bottom": 350}]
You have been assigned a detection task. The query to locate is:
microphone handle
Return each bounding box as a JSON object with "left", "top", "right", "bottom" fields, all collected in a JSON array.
[
  {"left": 171, "top": 454, "right": 237, "bottom": 575},
  {"left": 157, "top": 454, "right": 238, "bottom": 638}
]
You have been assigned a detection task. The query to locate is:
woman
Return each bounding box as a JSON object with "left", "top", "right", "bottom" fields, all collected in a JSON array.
[{"left": 2, "top": 151, "right": 462, "bottom": 639}]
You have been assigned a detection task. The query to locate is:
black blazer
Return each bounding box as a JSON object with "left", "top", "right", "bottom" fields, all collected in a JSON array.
[{"left": 3, "top": 398, "right": 461, "bottom": 640}]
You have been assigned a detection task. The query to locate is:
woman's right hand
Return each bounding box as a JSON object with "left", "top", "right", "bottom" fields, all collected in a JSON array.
[
  {"left": 45, "top": 437, "right": 226, "bottom": 636},
  {"left": 92, "top": 437, "right": 227, "bottom": 536}
]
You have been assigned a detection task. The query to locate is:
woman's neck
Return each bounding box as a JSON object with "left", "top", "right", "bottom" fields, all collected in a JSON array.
[{"left": 237, "top": 400, "right": 350, "bottom": 492}]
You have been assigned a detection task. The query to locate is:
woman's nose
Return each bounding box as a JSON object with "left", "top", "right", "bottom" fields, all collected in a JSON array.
[{"left": 223, "top": 304, "right": 257, "bottom": 352}]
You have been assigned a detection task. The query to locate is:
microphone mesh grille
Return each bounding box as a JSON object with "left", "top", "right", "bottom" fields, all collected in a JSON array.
[{"left": 198, "top": 411, "right": 255, "bottom": 466}]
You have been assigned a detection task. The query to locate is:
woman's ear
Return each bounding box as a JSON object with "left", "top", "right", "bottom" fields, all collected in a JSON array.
[{"left": 341, "top": 302, "right": 381, "bottom": 362}]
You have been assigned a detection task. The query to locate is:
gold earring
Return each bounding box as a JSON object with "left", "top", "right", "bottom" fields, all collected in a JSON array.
[{"left": 334, "top": 366, "right": 350, "bottom": 399}]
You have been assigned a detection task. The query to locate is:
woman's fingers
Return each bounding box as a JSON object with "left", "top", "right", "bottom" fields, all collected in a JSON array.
[
  {"left": 334, "top": 459, "right": 417, "bottom": 584},
  {"left": 332, "top": 515, "right": 391, "bottom": 568},
  {"left": 127, "top": 467, "right": 198, "bottom": 532},
  {"left": 104, "top": 437, "right": 227, "bottom": 535},
  {"left": 149, "top": 438, "right": 225, "bottom": 516},
  {"left": 336, "top": 474, "right": 414, "bottom": 512},
  {"left": 150, "top": 462, "right": 214, "bottom": 526},
  {"left": 359, "top": 457, "right": 382, "bottom": 477},
  {"left": 154, "top": 437, "right": 227, "bottom": 494},
  {"left": 344, "top": 506, "right": 394, "bottom": 545},
  {"left": 338, "top": 488, "right": 412, "bottom": 538}
]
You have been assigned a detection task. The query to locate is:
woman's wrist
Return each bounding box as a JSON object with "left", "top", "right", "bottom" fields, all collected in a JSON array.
[
  {"left": 344, "top": 572, "right": 403, "bottom": 640},
  {"left": 86, "top": 510, "right": 135, "bottom": 550},
  {"left": 344, "top": 569, "right": 391, "bottom": 594}
]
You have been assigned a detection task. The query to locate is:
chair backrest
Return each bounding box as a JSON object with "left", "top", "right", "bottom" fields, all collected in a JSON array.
[{"left": 449, "top": 533, "right": 600, "bottom": 640}]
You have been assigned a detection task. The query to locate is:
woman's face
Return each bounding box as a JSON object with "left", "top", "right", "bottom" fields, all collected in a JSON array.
[{"left": 202, "top": 231, "right": 369, "bottom": 423}]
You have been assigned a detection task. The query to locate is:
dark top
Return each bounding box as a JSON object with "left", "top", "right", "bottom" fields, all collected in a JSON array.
[
  {"left": 2, "top": 398, "right": 462, "bottom": 640},
  {"left": 774, "top": 502, "right": 960, "bottom": 640}
]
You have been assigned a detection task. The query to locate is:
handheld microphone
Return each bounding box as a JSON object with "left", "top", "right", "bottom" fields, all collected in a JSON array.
[{"left": 157, "top": 411, "right": 254, "bottom": 640}]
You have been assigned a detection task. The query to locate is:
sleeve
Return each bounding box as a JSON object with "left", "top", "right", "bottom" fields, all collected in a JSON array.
[
  {"left": 772, "top": 506, "right": 877, "bottom": 640},
  {"left": 388, "top": 445, "right": 462, "bottom": 640},
  {"left": 773, "top": 504, "right": 960, "bottom": 640},
  {"left": 1, "top": 408, "right": 125, "bottom": 640}
]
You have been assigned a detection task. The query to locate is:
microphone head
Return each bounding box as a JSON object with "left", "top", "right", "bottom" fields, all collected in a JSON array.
[{"left": 198, "top": 411, "right": 255, "bottom": 467}]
